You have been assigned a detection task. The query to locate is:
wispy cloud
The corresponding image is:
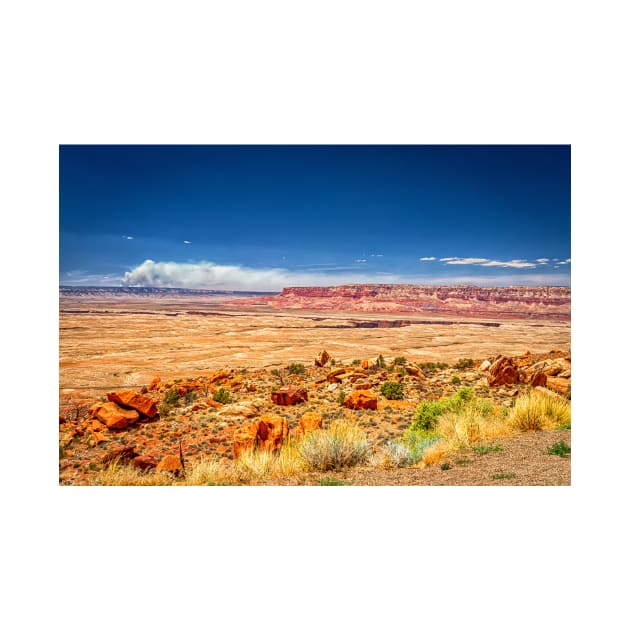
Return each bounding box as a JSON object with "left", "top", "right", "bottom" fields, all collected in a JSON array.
[
  {"left": 444, "top": 257, "right": 490, "bottom": 265},
  {"left": 183, "top": 240, "right": 191, "bottom": 244},
  {"left": 419, "top": 257, "right": 436, "bottom": 261},
  {"left": 536, "top": 258, "right": 549, "bottom": 264},
  {"left": 122, "top": 235, "right": 134, "bottom": 240},
  {"left": 355, "top": 259, "right": 367, "bottom": 263},
  {"left": 480, "top": 259, "right": 537, "bottom": 268}
]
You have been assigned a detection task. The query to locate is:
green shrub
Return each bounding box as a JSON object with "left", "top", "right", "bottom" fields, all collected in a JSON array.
[
  {"left": 183, "top": 391, "right": 197, "bottom": 404},
  {"left": 287, "top": 362, "right": 306, "bottom": 375},
  {"left": 385, "top": 432, "right": 440, "bottom": 467},
  {"left": 454, "top": 358, "right": 474, "bottom": 370},
  {"left": 393, "top": 356, "right": 407, "bottom": 365},
  {"left": 337, "top": 390, "right": 346, "bottom": 405},
  {"left": 377, "top": 354, "right": 387, "bottom": 369},
  {"left": 409, "top": 387, "right": 478, "bottom": 432},
  {"left": 351, "top": 359, "right": 361, "bottom": 366},
  {"left": 319, "top": 477, "right": 345, "bottom": 486},
  {"left": 472, "top": 443, "right": 502, "bottom": 455},
  {"left": 380, "top": 381, "right": 404, "bottom": 400},
  {"left": 547, "top": 441, "right": 571, "bottom": 457},
  {"left": 213, "top": 388, "right": 232, "bottom": 404},
  {"left": 451, "top": 376, "right": 461, "bottom": 385},
  {"left": 163, "top": 389, "right": 180, "bottom": 406}
]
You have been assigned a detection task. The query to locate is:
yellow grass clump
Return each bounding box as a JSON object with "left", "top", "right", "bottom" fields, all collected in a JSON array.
[
  {"left": 92, "top": 461, "right": 175, "bottom": 486},
  {"left": 421, "top": 440, "right": 451, "bottom": 466},
  {"left": 508, "top": 389, "right": 571, "bottom": 431},
  {"left": 436, "top": 405, "right": 511, "bottom": 451}
]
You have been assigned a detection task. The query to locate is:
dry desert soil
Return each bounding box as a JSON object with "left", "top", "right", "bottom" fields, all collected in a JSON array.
[{"left": 59, "top": 295, "right": 571, "bottom": 486}]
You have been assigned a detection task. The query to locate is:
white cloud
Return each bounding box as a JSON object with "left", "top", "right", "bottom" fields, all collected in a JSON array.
[
  {"left": 123, "top": 235, "right": 134, "bottom": 240},
  {"left": 480, "top": 259, "right": 537, "bottom": 268},
  {"left": 439, "top": 257, "right": 458, "bottom": 261},
  {"left": 419, "top": 257, "right": 436, "bottom": 261},
  {"left": 444, "top": 257, "right": 490, "bottom": 265},
  {"left": 536, "top": 258, "right": 549, "bottom": 264},
  {"left": 183, "top": 240, "right": 191, "bottom": 244},
  {"left": 117, "top": 259, "right": 570, "bottom": 291},
  {"left": 355, "top": 259, "right": 367, "bottom": 263}
]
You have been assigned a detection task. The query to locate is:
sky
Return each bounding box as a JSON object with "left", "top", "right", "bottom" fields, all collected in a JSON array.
[{"left": 59, "top": 145, "right": 570, "bottom": 291}]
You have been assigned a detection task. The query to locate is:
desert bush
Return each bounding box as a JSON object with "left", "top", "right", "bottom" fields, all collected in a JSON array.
[
  {"left": 409, "top": 387, "right": 480, "bottom": 432},
  {"left": 163, "top": 389, "right": 180, "bottom": 406},
  {"left": 451, "top": 376, "right": 461, "bottom": 385},
  {"left": 377, "top": 354, "right": 387, "bottom": 368},
  {"left": 319, "top": 477, "right": 345, "bottom": 485},
  {"left": 296, "top": 420, "right": 372, "bottom": 471},
  {"left": 508, "top": 390, "right": 571, "bottom": 431},
  {"left": 351, "top": 359, "right": 361, "bottom": 366},
  {"left": 453, "top": 358, "right": 474, "bottom": 370},
  {"left": 384, "top": 432, "right": 440, "bottom": 467},
  {"left": 393, "top": 356, "right": 407, "bottom": 365},
  {"left": 436, "top": 403, "right": 507, "bottom": 450},
  {"left": 287, "top": 362, "right": 306, "bottom": 375},
  {"left": 547, "top": 440, "right": 571, "bottom": 457},
  {"left": 380, "top": 381, "right": 404, "bottom": 400},
  {"left": 183, "top": 391, "right": 197, "bottom": 405},
  {"left": 213, "top": 387, "right": 232, "bottom": 404},
  {"left": 337, "top": 390, "right": 346, "bottom": 405},
  {"left": 185, "top": 458, "right": 234, "bottom": 485}
]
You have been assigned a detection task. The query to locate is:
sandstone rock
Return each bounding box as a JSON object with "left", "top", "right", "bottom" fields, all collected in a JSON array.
[
  {"left": 133, "top": 455, "right": 158, "bottom": 470},
  {"left": 271, "top": 386, "right": 308, "bottom": 406},
  {"left": 209, "top": 370, "right": 230, "bottom": 384},
  {"left": 354, "top": 381, "right": 373, "bottom": 390},
  {"left": 89, "top": 431, "right": 110, "bottom": 446},
  {"left": 529, "top": 370, "right": 548, "bottom": 387},
  {"left": 314, "top": 349, "right": 331, "bottom": 367},
  {"left": 148, "top": 377, "right": 161, "bottom": 391},
  {"left": 479, "top": 359, "right": 491, "bottom": 371},
  {"left": 88, "top": 402, "right": 140, "bottom": 430},
  {"left": 487, "top": 356, "right": 520, "bottom": 387},
  {"left": 294, "top": 411, "right": 323, "bottom": 440},
  {"left": 156, "top": 454, "right": 183, "bottom": 474},
  {"left": 102, "top": 444, "right": 139, "bottom": 465},
  {"left": 546, "top": 376, "right": 570, "bottom": 395},
  {"left": 232, "top": 421, "right": 259, "bottom": 458},
  {"left": 327, "top": 383, "right": 339, "bottom": 392},
  {"left": 107, "top": 390, "right": 158, "bottom": 418},
  {"left": 217, "top": 402, "right": 260, "bottom": 420},
  {"left": 344, "top": 390, "right": 378, "bottom": 410},
  {"left": 257, "top": 414, "right": 289, "bottom": 451}
]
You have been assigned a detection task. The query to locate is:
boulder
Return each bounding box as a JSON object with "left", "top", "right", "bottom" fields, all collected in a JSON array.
[
  {"left": 529, "top": 370, "right": 548, "bottom": 387},
  {"left": 344, "top": 390, "right": 378, "bottom": 410},
  {"left": 148, "top": 377, "right": 161, "bottom": 391},
  {"left": 232, "top": 421, "right": 260, "bottom": 458},
  {"left": 294, "top": 411, "right": 323, "bottom": 440},
  {"left": 546, "top": 376, "right": 570, "bottom": 395},
  {"left": 271, "top": 386, "right": 308, "bottom": 406},
  {"left": 133, "top": 455, "right": 158, "bottom": 470},
  {"left": 487, "top": 356, "right": 520, "bottom": 387},
  {"left": 156, "top": 454, "right": 183, "bottom": 474},
  {"left": 217, "top": 401, "right": 260, "bottom": 421},
  {"left": 257, "top": 414, "right": 289, "bottom": 451},
  {"left": 314, "top": 349, "right": 331, "bottom": 367},
  {"left": 101, "top": 444, "right": 139, "bottom": 465},
  {"left": 479, "top": 359, "right": 491, "bottom": 371},
  {"left": 209, "top": 370, "right": 230, "bottom": 384},
  {"left": 88, "top": 402, "right": 140, "bottom": 430},
  {"left": 107, "top": 390, "right": 158, "bottom": 418}
]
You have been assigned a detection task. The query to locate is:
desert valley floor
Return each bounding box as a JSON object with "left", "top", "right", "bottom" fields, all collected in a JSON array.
[{"left": 59, "top": 293, "right": 571, "bottom": 486}]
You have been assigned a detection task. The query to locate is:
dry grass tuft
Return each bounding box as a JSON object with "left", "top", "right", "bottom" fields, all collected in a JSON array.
[
  {"left": 436, "top": 406, "right": 510, "bottom": 451},
  {"left": 421, "top": 440, "right": 451, "bottom": 466},
  {"left": 508, "top": 390, "right": 571, "bottom": 431},
  {"left": 185, "top": 458, "right": 235, "bottom": 485},
  {"left": 92, "top": 461, "right": 174, "bottom": 486},
  {"left": 296, "top": 420, "right": 372, "bottom": 471}
]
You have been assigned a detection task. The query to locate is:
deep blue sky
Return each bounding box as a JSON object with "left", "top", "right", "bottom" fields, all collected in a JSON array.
[{"left": 59, "top": 145, "right": 570, "bottom": 290}]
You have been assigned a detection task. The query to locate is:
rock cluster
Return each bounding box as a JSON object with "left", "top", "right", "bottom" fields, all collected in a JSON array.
[
  {"left": 232, "top": 414, "right": 289, "bottom": 458},
  {"left": 271, "top": 386, "right": 308, "bottom": 406}
]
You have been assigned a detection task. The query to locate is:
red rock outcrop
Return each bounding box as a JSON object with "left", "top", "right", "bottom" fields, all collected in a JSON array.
[
  {"left": 314, "top": 349, "right": 330, "bottom": 367},
  {"left": 271, "top": 386, "right": 308, "bottom": 405},
  {"left": 107, "top": 390, "right": 158, "bottom": 418},
  {"left": 133, "top": 455, "right": 158, "bottom": 470},
  {"left": 156, "top": 454, "right": 183, "bottom": 474},
  {"left": 344, "top": 390, "right": 378, "bottom": 410},
  {"left": 227, "top": 284, "right": 571, "bottom": 320},
  {"left": 487, "top": 356, "right": 520, "bottom": 387},
  {"left": 88, "top": 402, "right": 140, "bottom": 430},
  {"left": 101, "top": 444, "right": 139, "bottom": 465},
  {"left": 232, "top": 414, "right": 289, "bottom": 457}
]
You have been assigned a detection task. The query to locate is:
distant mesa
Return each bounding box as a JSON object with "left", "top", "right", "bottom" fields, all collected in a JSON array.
[{"left": 226, "top": 284, "right": 571, "bottom": 321}]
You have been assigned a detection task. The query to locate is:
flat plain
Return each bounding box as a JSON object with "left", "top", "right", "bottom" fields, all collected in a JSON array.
[{"left": 60, "top": 295, "right": 570, "bottom": 395}]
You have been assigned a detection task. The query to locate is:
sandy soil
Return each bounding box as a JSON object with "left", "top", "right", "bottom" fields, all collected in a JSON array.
[{"left": 60, "top": 297, "right": 570, "bottom": 393}]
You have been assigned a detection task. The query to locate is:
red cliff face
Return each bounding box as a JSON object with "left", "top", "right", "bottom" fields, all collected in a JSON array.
[{"left": 230, "top": 284, "right": 570, "bottom": 320}]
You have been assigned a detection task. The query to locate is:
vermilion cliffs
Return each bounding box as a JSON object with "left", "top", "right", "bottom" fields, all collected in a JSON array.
[{"left": 230, "top": 284, "right": 571, "bottom": 320}]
